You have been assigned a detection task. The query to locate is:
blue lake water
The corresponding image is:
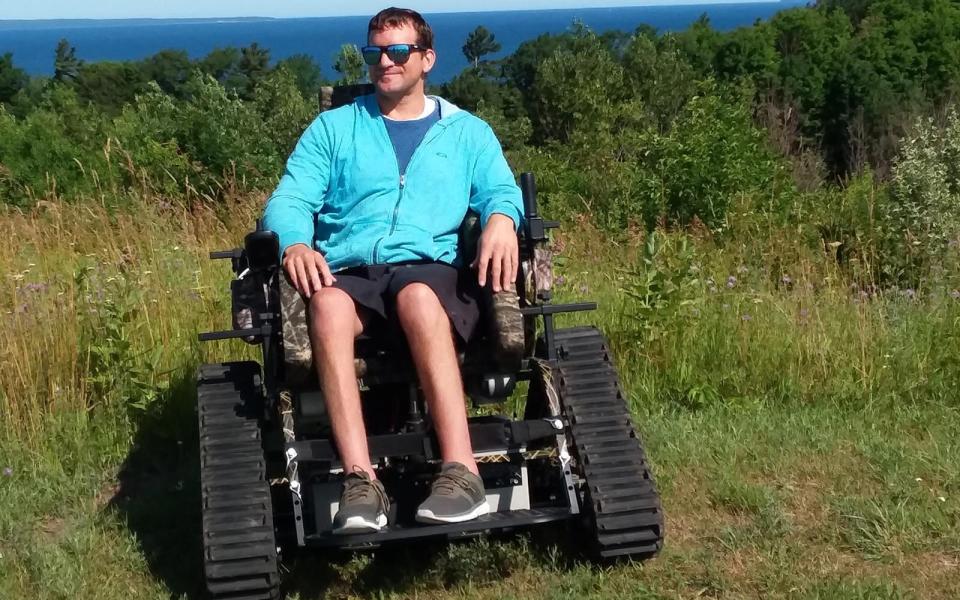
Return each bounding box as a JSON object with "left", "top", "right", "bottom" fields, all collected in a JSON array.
[{"left": 0, "top": 2, "right": 808, "bottom": 83}]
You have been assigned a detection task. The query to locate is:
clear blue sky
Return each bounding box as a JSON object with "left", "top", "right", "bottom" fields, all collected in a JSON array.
[{"left": 2, "top": 1, "right": 770, "bottom": 20}]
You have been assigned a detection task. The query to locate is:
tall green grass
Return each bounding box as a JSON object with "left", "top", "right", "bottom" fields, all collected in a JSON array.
[{"left": 1, "top": 193, "right": 959, "bottom": 598}]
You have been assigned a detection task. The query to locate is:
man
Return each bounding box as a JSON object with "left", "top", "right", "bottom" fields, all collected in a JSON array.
[{"left": 263, "top": 7, "right": 523, "bottom": 534}]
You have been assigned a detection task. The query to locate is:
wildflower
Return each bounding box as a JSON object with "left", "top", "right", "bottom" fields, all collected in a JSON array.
[
  {"left": 578, "top": 283, "right": 589, "bottom": 294},
  {"left": 781, "top": 274, "right": 792, "bottom": 285},
  {"left": 737, "top": 265, "right": 749, "bottom": 274},
  {"left": 555, "top": 275, "right": 566, "bottom": 286},
  {"left": 2, "top": 467, "right": 11, "bottom": 477},
  {"left": 903, "top": 288, "right": 916, "bottom": 300},
  {"left": 950, "top": 290, "right": 960, "bottom": 300},
  {"left": 25, "top": 282, "right": 47, "bottom": 293},
  {"left": 741, "top": 313, "right": 752, "bottom": 322},
  {"left": 726, "top": 275, "right": 737, "bottom": 289}
]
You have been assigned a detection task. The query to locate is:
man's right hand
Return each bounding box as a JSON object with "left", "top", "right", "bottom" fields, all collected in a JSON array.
[{"left": 282, "top": 243, "right": 336, "bottom": 298}]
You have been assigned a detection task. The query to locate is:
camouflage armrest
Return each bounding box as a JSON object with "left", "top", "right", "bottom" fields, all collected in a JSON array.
[
  {"left": 279, "top": 274, "right": 315, "bottom": 387},
  {"left": 460, "top": 211, "right": 525, "bottom": 371},
  {"left": 278, "top": 274, "right": 386, "bottom": 388}
]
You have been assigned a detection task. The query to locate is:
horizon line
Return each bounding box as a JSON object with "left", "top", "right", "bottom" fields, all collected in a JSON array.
[{"left": 0, "top": 0, "right": 788, "bottom": 22}]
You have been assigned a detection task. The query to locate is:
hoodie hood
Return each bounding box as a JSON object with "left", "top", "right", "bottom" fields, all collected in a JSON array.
[{"left": 360, "top": 93, "right": 465, "bottom": 124}]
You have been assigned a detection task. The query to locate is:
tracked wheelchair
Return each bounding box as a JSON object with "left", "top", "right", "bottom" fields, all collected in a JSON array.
[{"left": 195, "top": 84, "right": 663, "bottom": 599}]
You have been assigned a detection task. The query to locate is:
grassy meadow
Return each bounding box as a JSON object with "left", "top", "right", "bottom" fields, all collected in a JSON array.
[
  {"left": 2, "top": 2, "right": 960, "bottom": 597},
  {"left": 0, "top": 192, "right": 959, "bottom": 599}
]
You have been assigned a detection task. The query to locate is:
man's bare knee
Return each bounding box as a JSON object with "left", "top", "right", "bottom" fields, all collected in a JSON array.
[
  {"left": 396, "top": 283, "right": 446, "bottom": 326},
  {"left": 309, "top": 287, "right": 363, "bottom": 339}
]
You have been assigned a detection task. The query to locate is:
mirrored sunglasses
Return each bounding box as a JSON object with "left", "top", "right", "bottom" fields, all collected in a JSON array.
[{"left": 361, "top": 44, "right": 428, "bottom": 66}]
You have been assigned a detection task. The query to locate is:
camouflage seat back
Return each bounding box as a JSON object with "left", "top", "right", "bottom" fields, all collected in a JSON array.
[{"left": 319, "top": 84, "right": 376, "bottom": 111}]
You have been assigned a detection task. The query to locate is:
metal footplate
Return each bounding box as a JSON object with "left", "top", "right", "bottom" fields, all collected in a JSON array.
[
  {"left": 554, "top": 327, "right": 664, "bottom": 559},
  {"left": 198, "top": 362, "right": 281, "bottom": 600},
  {"left": 306, "top": 507, "right": 571, "bottom": 550}
]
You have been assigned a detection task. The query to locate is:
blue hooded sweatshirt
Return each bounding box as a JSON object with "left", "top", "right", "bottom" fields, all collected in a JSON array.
[{"left": 262, "top": 94, "right": 523, "bottom": 272}]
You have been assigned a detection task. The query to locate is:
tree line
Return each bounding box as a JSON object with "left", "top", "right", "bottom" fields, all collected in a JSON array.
[{"left": 0, "top": 0, "right": 958, "bottom": 286}]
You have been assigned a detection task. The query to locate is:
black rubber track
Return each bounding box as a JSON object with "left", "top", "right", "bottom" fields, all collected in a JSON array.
[
  {"left": 554, "top": 327, "right": 664, "bottom": 560},
  {"left": 198, "top": 362, "right": 280, "bottom": 600}
]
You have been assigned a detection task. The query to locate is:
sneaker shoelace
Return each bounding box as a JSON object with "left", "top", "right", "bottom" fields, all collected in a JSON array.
[
  {"left": 431, "top": 469, "right": 475, "bottom": 497},
  {"left": 343, "top": 470, "right": 388, "bottom": 509}
]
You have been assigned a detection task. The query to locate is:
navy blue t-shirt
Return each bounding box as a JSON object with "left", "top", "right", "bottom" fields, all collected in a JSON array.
[{"left": 383, "top": 99, "right": 441, "bottom": 176}]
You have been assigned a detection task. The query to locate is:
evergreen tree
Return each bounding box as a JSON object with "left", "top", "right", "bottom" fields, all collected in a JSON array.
[
  {"left": 53, "top": 39, "right": 82, "bottom": 82},
  {"left": 239, "top": 42, "right": 270, "bottom": 98},
  {"left": 0, "top": 53, "right": 28, "bottom": 104},
  {"left": 462, "top": 26, "right": 502, "bottom": 68},
  {"left": 334, "top": 44, "right": 365, "bottom": 85}
]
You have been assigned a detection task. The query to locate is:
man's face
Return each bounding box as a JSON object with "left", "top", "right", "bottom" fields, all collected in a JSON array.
[{"left": 368, "top": 22, "right": 435, "bottom": 97}]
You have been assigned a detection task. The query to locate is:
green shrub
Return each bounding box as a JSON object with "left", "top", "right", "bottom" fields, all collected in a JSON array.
[{"left": 882, "top": 106, "right": 960, "bottom": 282}]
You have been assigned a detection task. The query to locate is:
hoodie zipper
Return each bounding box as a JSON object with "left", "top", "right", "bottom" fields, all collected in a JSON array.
[{"left": 372, "top": 110, "right": 444, "bottom": 264}]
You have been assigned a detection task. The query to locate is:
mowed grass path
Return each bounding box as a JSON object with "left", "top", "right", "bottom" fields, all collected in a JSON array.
[{"left": 1, "top": 197, "right": 958, "bottom": 599}]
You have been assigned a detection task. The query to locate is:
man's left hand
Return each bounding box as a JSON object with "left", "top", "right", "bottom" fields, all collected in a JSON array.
[{"left": 471, "top": 213, "right": 518, "bottom": 293}]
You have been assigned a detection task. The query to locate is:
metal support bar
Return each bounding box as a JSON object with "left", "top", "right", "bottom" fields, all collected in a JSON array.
[
  {"left": 520, "top": 302, "right": 597, "bottom": 317},
  {"left": 288, "top": 418, "right": 562, "bottom": 465},
  {"left": 198, "top": 323, "right": 272, "bottom": 342},
  {"left": 210, "top": 248, "right": 242, "bottom": 260}
]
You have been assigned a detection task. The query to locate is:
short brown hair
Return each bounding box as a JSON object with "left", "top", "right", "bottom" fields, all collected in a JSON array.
[{"left": 368, "top": 7, "right": 434, "bottom": 49}]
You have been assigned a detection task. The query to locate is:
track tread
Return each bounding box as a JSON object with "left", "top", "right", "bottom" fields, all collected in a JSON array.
[
  {"left": 553, "top": 327, "right": 664, "bottom": 561},
  {"left": 198, "top": 362, "right": 280, "bottom": 600}
]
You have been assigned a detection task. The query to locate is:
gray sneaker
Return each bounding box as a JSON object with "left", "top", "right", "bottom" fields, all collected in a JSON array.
[
  {"left": 416, "top": 462, "right": 490, "bottom": 524},
  {"left": 332, "top": 469, "right": 389, "bottom": 534}
]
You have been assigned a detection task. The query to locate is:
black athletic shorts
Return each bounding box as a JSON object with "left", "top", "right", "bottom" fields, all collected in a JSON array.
[{"left": 331, "top": 262, "right": 482, "bottom": 344}]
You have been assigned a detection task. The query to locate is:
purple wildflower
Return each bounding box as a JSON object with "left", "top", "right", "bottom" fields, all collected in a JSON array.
[
  {"left": 726, "top": 275, "right": 737, "bottom": 289},
  {"left": 24, "top": 282, "right": 47, "bottom": 293},
  {"left": 578, "top": 283, "right": 589, "bottom": 294},
  {"left": 741, "top": 313, "right": 752, "bottom": 322},
  {"left": 903, "top": 288, "right": 916, "bottom": 300},
  {"left": 2, "top": 467, "right": 11, "bottom": 477},
  {"left": 556, "top": 275, "right": 566, "bottom": 286},
  {"left": 781, "top": 275, "right": 792, "bottom": 285},
  {"left": 951, "top": 290, "right": 960, "bottom": 300}
]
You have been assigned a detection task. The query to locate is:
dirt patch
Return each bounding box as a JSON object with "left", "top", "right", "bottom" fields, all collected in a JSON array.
[{"left": 39, "top": 516, "right": 67, "bottom": 542}]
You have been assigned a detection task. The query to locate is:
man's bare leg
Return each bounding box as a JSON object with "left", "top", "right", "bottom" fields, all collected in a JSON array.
[
  {"left": 395, "top": 283, "right": 479, "bottom": 475},
  {"left": 308, "top": 287, "right": 376, "bottom": 477}
]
